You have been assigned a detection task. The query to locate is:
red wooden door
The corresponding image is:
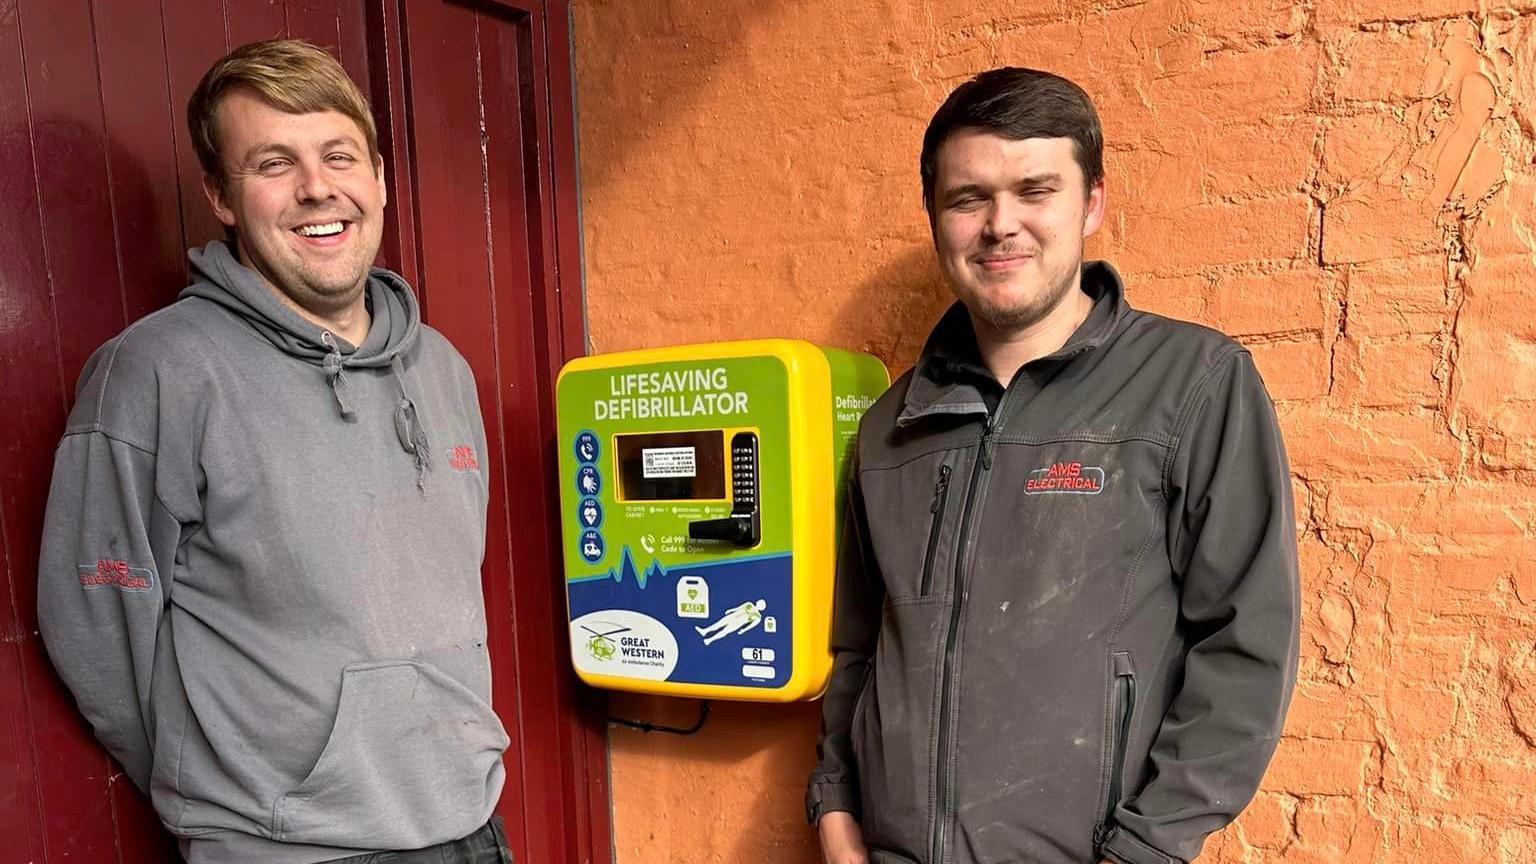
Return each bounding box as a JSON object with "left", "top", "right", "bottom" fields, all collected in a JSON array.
[
  {"left": 379, "top": 2, "right": 610, "bottom": 862},
  {"left": 0, "top": 1, "right": 606, "bottom": 861}
]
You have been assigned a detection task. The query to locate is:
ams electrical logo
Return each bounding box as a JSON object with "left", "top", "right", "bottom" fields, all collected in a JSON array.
[
  {"left": 447, "top": 445, "right": 480, "bottom": 472},
  {"left": 1025, "top": 461, "right": 1105, "bottom": 495},
  {"left": 77, "top": 558, "right": 154, "bottom": 591}
]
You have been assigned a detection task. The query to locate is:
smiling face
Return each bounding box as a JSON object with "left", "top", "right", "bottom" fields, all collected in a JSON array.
[
  {"left": 202, "top": 87, "right": 386, "bottom": 320},
  {"left": 930, "top": 129, "right": 1105, "bottom": 334}
]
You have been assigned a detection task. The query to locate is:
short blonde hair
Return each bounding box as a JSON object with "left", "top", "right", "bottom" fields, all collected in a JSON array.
[{"left": 188, "top": 39, "right": 380, "bottom": 185}]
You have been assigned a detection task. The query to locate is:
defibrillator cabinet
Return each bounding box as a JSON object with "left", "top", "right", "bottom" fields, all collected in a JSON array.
[{"left": 555, "top": 340, "right": 888, "bottom": 702}]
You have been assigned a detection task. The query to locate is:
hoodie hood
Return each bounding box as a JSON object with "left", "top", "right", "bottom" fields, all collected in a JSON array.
[
  {"left": 183, "top": 240, "right": 420, "bottom": 365},
  {"left": 183, "top": 240, "right": 435, "bottom": 482}
]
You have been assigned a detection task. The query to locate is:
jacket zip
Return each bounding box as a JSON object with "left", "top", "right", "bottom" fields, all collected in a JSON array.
[
  {"left": 918, "top": 465, "right": 953, "bottom": 596},
  {"left": 1094, "top": 652, "right": 1137, "bottom": 849},
  {"left": 931, "top": 411, "right": 1001, "bottom": 864}
]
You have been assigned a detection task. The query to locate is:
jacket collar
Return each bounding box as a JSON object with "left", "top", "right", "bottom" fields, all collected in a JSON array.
[{"left": 897, "top": 260, "right": 1130, "bottom": 427}]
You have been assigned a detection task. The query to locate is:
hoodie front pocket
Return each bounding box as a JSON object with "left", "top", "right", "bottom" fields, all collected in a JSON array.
[{"left": 272, "top": 660, "right": 510, "bottom": 849}]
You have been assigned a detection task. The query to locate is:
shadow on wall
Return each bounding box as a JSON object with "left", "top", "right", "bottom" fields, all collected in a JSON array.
[
  {"left": 573, "top": 0, "right": 957, "bottom": 371},
  {"left": 837, "top": 243, "right": 955, "bottom": 377},
  {"left": 572, "top": 0, "right": 790, "bottom": 200},
  {"left": 2, "top": 111, "right": 187, "bottom": 402}
]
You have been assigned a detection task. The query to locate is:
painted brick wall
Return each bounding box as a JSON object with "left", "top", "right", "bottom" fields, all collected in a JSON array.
[{"left": 571, "top": 1, "right": 1536, "bottom": 861}]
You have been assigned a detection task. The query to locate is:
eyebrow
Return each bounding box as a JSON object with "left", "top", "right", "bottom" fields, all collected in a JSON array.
[
  {"left": 239, "top": 136, "right": 363, "bottom": 165},
  {"left": 941, "top": 172, "right": 1065, "bottom": 201},
  {"left": 240, "top": 142, "right": 295, "bottom": 165},
  {"left": 1016, "top": 172, "right": 1064, "bottom": 187}
]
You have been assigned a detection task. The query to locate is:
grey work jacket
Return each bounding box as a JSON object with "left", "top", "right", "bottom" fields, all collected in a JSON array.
[{"left": 807, "top": 262, "right": 1300, "bottom": 864}]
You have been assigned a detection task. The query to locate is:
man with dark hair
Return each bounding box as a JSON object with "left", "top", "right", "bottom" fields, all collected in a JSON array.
[
  {"left": 806, "top": 67, "right": 1299, "bottom": 864},
  {"left": 38, "top": 40, "right": 510, "bottom": 863}
]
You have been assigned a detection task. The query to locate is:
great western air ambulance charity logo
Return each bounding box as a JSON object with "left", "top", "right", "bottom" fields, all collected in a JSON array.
[
  {"left": 570, "top": 610, "right": 679, "bottom": 680},
  {"left": 1025, "top": 461, "right": 1105, "bottom": 495},
  {"left": 581, "top": 622, "right": 628, "bottom": 662}
]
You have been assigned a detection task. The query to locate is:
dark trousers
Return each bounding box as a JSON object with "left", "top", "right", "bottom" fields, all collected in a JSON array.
[{"left": 324, "top": 818, "right": 512, "bottom": 863}]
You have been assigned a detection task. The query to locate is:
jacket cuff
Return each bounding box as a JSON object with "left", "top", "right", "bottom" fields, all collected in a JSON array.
[
  {"left": 1101, "top": 826, "right": 1178, "bottom": 864},
  {"left": 804, "top": 781, "right": 860, "bottom": 826}
]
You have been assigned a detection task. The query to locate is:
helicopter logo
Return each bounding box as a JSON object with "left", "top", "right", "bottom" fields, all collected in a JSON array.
[{"left": 582, "top": 622, "right": 631, "bottom": 662}]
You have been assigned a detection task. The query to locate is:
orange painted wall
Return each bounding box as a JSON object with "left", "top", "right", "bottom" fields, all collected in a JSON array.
[{"left": 570, "top": 1, "right": 1536, "bottom": 861}]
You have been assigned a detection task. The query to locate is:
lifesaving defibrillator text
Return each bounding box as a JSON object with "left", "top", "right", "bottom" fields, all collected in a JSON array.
[{"left": 595, "top": 367, "right": 749, "bottom": 420}]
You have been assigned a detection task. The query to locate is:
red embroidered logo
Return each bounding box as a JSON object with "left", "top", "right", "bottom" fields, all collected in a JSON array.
[
  {"left": 1025, "top": 461, "right": 1105, "bottom": 495},
  {"left": 77, "top": 558, "right": 154, "bottom": 591},
  {"left": 448, "top": 445, "right": 480, "bottom": 472}
]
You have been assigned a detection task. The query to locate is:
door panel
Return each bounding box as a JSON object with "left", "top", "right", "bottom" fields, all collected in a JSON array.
[
  {"left": 396, "top": 2, "right": 607, "bottom": 862},
  {"left": 0, "top": 9, "right": 61, "bottom": 864},
  {"left": 225, "top": 0, "right": 287, "bottom": 48},
  {"left": 1, "top": 0, "right": 197, "bottom": 856},
  {"left": 92, "top": 0, "right": 192, "bottom": 323},
  {"left": 403, "top": 1, "right": 536, "bottom": 856}
]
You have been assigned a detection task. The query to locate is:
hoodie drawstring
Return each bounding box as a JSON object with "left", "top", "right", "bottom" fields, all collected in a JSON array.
[
  {"left": 321, "top": 332, "right": 431, "bottom": 490},
  {"left": 390, "top": 355, "right": 432, "bottom": 489},
  {"left": 320, "top": 331, "right": 356, "bottom": 417}
]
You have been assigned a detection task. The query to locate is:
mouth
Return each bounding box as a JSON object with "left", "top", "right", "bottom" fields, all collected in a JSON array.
[
  {"left": 291, "top": 220, "right": 353, "bottom": 246},
  {"left": 974, "top": 254, "right": 1034, "bottom": 272}
]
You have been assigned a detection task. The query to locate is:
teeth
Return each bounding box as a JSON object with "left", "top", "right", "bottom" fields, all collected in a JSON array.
[{"left": 296, "top": 221, "right": 345, "bottom": 237}]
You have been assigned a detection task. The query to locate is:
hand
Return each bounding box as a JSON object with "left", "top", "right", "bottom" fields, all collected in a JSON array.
[{"left": 817, "top": 811, "right": 870, "bottom": 864}]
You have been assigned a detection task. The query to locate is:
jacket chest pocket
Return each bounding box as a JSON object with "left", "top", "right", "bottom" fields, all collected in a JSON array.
[
  {"left": 917, "top": 463, "right": 954, "bottom": 596},
  {"left": 860, "top": 451, "right": 967, "bottom": 601}
]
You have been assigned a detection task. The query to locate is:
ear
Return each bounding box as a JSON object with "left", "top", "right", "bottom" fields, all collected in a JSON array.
[
  {"left": 374, "top": 155, "right": 388, "bottom": 209},
  {"left": 1082, "top": 178, "right": 1106, "bottom": 240},
  {"left": 202, "top": 173, "right": 238, "bottom": 228}
]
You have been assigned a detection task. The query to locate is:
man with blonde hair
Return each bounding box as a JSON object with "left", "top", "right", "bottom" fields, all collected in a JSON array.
[{"left": 38, "top": 40, "right": 511, "bottom": 863}]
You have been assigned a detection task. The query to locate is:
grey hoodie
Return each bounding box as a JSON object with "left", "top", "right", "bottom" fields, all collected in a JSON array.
[{"left": 38, "top": 242, "right": 508, "bottom": 864}]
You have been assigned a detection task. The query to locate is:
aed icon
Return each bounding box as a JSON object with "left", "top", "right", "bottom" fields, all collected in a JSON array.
[
  {"left": 557, "top": 340, "right": 888, "bottom": 702},
  {"left": 676, "top": 576, "right": 709, "bottom": 619},
  {"left": 579, "top": 498, "right": 603, "bottom": 529}
]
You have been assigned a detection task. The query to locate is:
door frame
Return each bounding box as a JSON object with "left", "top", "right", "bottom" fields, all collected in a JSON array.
[{"left": 364, "top": 2, "right": 610, "bottom": 862}]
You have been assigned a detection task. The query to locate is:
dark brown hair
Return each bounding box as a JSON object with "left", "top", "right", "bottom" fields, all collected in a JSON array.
[{"left": 921, "top": 67, "right": 1104, "bottom": 213}]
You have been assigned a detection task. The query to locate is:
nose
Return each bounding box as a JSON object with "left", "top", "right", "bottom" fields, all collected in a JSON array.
[
  {"left": 295, "top": 159, "right": 337, "bottom": 202},
  {"left": 982, "top": 195, "right": 1023, "bottom": 242}
]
